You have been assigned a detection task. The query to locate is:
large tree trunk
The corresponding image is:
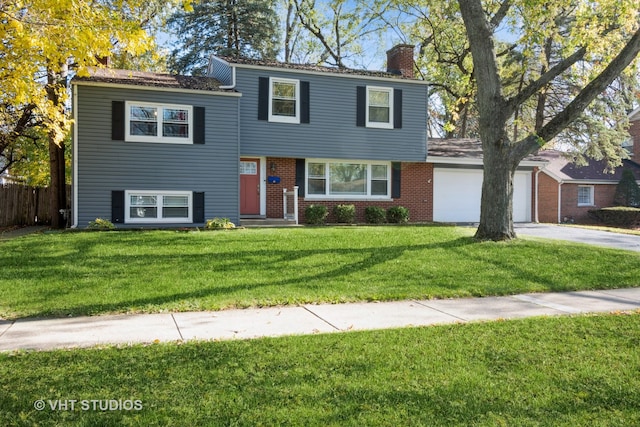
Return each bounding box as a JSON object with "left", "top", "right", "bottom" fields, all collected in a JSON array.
[
  {"left": 48, "top": 139, "right": 66, "bottom": 228},
  {"left": 47, "top": 66, "right": 68, "bottom": 229},
  {"left": 475, "top": 145, "right": 516, "bottom": 241}
]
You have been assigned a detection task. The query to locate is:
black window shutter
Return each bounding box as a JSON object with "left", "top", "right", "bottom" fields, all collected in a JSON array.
[
  {"left": 193, "top": 107, "right": 205, "bottom": 144},
  {"left": 393, "top": 89, "right": 403, "bottom": 129},
  {"left": 258, "top": 77, "right": 269, "bottom": 120},
  {"left": 111, "top": 190, "right": 125, "bottom": 224},
  {"left": 356, "top": 86, "right": 366, "bottom": 127},
  {"left": 391, "top": 163, "right": 401, "bottom": 198},
  {"left": 112, "top": 101, "right": 125, "bottom": 140},
  {"left": 301, "top": 81, "right": 310, "bottom": 124},
  {"left": 193, "top": 192, "right": 205, "bottom": 223},
  {"left": 295, "top": 159, "right": 305, "bottom": 197}
]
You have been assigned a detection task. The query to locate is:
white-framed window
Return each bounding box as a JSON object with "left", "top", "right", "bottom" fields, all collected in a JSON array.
[
  {"left": 125, "top": 190, "right": 192, "bottom": 223},
  {"left": 366, "top": 86, "right": 394, "bottom": 129},
  {"left": 306, "top": 160, "right": 391, "bottom": 199},
  {"left": 577, "top": 185, "right": 594, "bottom": 206},
  {"left": 269, "top": 77, "right": 300, "bottom": 124},
  {"left": 125, "top": 102, "right": 193, "bottom": 144}
]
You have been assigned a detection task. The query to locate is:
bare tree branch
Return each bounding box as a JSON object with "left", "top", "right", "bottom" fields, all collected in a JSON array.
[{"left": 511, "top": 26, "right": 640, "bottom": 162}]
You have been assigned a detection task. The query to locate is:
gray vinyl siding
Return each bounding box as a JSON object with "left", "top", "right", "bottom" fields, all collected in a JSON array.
[
  {"left": 235, "top": 68, "right": 428, "bottom": 161},
  {"left": 74, "top": 85, "right": 239, "bottom": 228}
]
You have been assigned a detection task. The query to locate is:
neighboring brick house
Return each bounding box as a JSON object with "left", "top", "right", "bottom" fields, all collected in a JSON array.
[{"left": 535, "top": 150, "right": 640, "bottom": 223}]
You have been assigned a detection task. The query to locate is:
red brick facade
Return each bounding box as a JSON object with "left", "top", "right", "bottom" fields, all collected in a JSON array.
[
  {"left": 536, "top": 171, "right": 618, "bottom": 223},
  {"left": 537, "top": 171, "right": 559, "bottom": 223},
  {"left": 559, "top": 183, "right": 617, "bottom": 223},
  {"left": 264, "top": 157, "right": 433, "bottom": 223}
]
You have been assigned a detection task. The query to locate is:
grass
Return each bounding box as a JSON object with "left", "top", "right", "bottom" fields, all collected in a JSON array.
[
  {"left": 1, "top": 225, "right": 639, "bottom": 319},
  {"left": 1, "top": 312, "right": 639, "bottom": 426}
]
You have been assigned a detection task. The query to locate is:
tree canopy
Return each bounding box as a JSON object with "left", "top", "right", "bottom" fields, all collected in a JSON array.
[
  {"left": 1, "top": 0, "right": 185, "bottom": 225},
  {"left": 167, "top": 0, "right": 280, "bottom": 75},
  {"left": 454, "top": 0, "right": 640, "bottom": 239}
]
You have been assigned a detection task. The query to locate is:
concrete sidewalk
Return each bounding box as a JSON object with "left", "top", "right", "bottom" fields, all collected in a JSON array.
[{"left": 2, "top": 288, "right": 640, "bottom": 352}]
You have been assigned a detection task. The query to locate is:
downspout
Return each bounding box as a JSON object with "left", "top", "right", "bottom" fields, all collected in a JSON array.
[
  {"left": 220, "top": 65, "right": 236, "bottom": 90},
  {"left": 71, "top": 83, "right": 78, "bottom": 228},
  {"left": 557, "top": 182, "right": 563, "bottom": 224},
  {"left": 534, "top": 168, "right": 541, "bottom": 223}
]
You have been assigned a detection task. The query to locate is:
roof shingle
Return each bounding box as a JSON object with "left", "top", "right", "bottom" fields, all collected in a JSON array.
[{"left": 73, "top": 67, "right": 231, "bottom": 92}]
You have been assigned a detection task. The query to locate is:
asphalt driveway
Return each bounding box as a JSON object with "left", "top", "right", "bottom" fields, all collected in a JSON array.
[{"left": 514, "top": 223, "right": 640, "bottom": 252}]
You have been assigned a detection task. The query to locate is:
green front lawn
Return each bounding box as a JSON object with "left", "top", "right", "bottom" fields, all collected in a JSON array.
[
  {"left": 1, "top": 226, "right": 639, "bottom": 319},
  {"left": 1, "top": 313, "right": 639, "bottom": 426}
]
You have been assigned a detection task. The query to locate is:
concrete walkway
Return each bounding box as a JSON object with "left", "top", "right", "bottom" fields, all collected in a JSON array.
[{"left": 2, "top": 288, "right": 639, "bottom": 352}]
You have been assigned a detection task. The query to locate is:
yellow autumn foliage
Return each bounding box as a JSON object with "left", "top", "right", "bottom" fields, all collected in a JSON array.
[{"left": 0, "top": 0, "right": 186, "bottom": 145}]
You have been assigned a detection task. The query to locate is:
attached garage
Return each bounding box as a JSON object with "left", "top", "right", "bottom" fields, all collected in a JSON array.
[{"left": 433, "top": 167, "right": 532, "bottom": 223}]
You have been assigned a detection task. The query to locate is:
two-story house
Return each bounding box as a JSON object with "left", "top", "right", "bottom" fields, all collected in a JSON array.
[
  {"left": 71, "top": 46, "right": 432, "bottom": 227},
  {"left": 208, "top": 44, "right": 430, "bottom": 224},
  {"left": 72, "top": 45, "right": 550, "bottom": 228}
]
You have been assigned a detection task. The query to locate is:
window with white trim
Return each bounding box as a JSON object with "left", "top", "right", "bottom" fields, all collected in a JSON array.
[
  {"left": 269, "top": 77, "right": 300, "bottom": 123},
  {"left": 125, "top": 102, "right": 193, "bottom": 143},
  {"left": 577, "top": 185, "right": 594, "bottom": 206},
  {"left": 125, "top": 191, "right": 192, "bottom": 223},
  {"left": 366, "top": 86, "right": 394, "bottom": 129},
  {"left": 306, "top": 160, "right": 391, "bottom": 198}
]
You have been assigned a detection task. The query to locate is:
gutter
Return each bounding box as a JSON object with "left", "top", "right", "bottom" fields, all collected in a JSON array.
[{"left": 220, "top": 65, "right": 236, "bottom": 90}]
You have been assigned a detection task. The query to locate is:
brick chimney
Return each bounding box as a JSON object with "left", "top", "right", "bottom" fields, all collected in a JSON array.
[{"left": 386, "top": 44, "right": 415, "bottom": 79}]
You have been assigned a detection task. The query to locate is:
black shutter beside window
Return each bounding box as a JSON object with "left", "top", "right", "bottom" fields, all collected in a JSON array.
[
  {"left": 356, "top": 86, "right": 366, "bottom": 127},
  {"left": 112, "top": 101, "right": 125, "bottom": 140},
  {"left": 391, "top": 163, "right": 401, "bottom": 199},
  {"left": 301, "top": 81, "right": 310, "bottom": 124},
  {"left": 193, "top": 107, "right": 205, "bottom": 144},
  {"left": 393, "top": 89, "right": 403, "bottom": 129},
  {"left": 193, "top": 192, "right": 205, "bottom": 223},
  {"left": 258, "top": 77, "right": 269, "bottom": 120},
  {"left": 295, "top": 159, "right": 305, "bottom": 197},
  {"left": 112, "top": 190, "right": 125, "bottom": 223}
]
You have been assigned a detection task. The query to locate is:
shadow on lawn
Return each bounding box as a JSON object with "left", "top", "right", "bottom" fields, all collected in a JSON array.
[
  {"left": 4, "top": 234, "right": 480, "bottom": 319},
  {"left": 5, "top": 229, "right": 635, "bottom": 320}
]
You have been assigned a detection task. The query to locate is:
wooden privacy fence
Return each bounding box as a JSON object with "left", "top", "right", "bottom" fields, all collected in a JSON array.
[{"left": 0, "top": 184, "right": 71, "bottom": 227}]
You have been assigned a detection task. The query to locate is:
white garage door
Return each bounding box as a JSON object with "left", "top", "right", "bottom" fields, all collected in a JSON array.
[{"left": 433, "top": 168, "right": 531, "bottom": 223}]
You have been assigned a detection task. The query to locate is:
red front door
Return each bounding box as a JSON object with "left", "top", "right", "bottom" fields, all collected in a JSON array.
[{"left": 240, "top": 158, "right": 260, "bottom": 215}]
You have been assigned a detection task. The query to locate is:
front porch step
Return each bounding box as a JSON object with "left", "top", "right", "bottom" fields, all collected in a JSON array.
[{"left": 240, "top": 218, "right": 300, "bottom": 227}]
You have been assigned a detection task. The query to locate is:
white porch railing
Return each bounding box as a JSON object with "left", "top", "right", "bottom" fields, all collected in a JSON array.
[{"left": 283, "top": 186, "right": 299, "bottom": 225}]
